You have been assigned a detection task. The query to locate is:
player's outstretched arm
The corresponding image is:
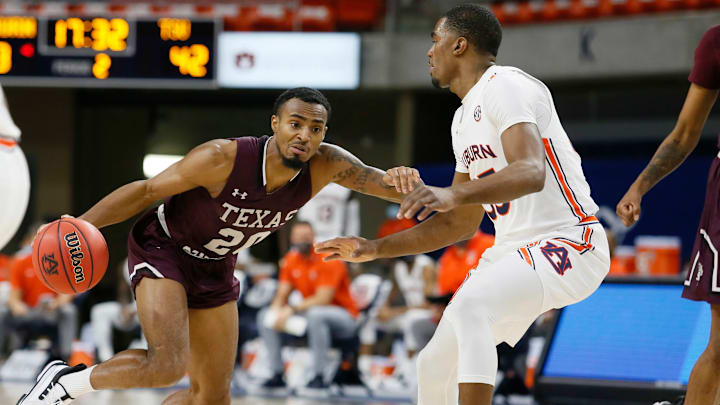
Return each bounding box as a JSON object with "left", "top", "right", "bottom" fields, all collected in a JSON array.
[
  {"left": 617, "top": 83, "right": 719, "bottom": 226},
  {"left": 315, "top": 171, "right": 484, "bottom": 262},
  {"left": 313, "top": 143, "right": 421, "bottom": 202},
  {"left": 78, "top": 139, "right": 236, "bottom": 229},
  {"left": 396, "top": 122, "right": 545, "bottom": 221}
]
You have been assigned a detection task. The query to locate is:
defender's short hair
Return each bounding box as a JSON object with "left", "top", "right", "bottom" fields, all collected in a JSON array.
[{"left": 443, "top": 4, "right": 502, "bottom": 57}]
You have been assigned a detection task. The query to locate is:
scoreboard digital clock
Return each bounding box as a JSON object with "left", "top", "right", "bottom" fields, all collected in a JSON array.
[{"left": 0, "top": 16, "right": 216, "bottom": 88}]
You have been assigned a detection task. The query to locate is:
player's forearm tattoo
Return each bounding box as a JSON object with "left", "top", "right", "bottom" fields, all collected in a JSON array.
[
  {"left": 639, "top": 139, "right": 689, "bottom": 191},
  {"left": 327, "top": 147, "right": 392, "bottom": 192}
]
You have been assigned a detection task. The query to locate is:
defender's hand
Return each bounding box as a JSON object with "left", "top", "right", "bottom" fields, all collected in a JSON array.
[
  {"left": 616, "top": 189, "right": 642, "bottom": 227},
  {"left": 398, "top": 185, "right": 458, "bottom": 221},
  {"left": 383, "top": 166, "right": 422, "bottom": 194},
  {"left": 314, "top": 237, "right": 379, "bottom": 263}
]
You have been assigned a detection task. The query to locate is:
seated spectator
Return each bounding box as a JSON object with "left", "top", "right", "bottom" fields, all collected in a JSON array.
[
  {"left": 235, "top": 249, "right": 278, "bottom": 365},
  {"left": 407, "top": 230, "right": 494, "bottom": 352},
  {"left": 437, "top": 230, "right": 493, "bottom": 296},
  {"left": 358, "top": 204, "right": 428, "bottom": 358},
  {"left": 360, "top": 254, "right": 435, "bottom": 357},
  {"left": 376, "top": 204, "right": 417, "bottom": 239},
  {"left": 297, "top": 182, "right": 360, "bottom": 241},
  {"left": 0, "top": 253, "right": 11, "bottom": 281},
  {"left": 257, "top": 221, "right": 358, "bottom": 390},
  {"left": 3, "top": 226, "right": 77, "bottom": 360},
  {"left": 356, "top": 253, "right": 435, "bottom": 386}
]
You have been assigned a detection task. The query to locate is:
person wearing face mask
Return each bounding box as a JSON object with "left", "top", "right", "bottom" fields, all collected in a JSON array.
[{"left": 257, "top": 221, "right": 358, "bottom": 391}]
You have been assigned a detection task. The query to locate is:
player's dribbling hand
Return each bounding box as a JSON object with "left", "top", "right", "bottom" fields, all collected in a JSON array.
[
  {"left": 33, "top": 215, "right": 75, "bottom": 245},
  {"left": 616, "top": 190, "right": 642, "bottom": 227},
  {"left": 384, "top": 166, "right": 423, "bottom": 194},
  {"left": 398, "top": 185, "right": 458, "bottom": 221},
  {"left": 314, "top": 237, "right": 378, "bottom": 263}
]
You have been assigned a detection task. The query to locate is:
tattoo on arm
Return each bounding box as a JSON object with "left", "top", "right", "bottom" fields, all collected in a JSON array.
[
  {"left": 638, "top": 138, "right": 689, "bottom": 191},
  {"left": 326, "top": 146, "right": 392, "bottom": 193}
]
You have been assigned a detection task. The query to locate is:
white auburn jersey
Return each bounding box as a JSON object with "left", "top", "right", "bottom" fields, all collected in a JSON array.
[{"left": 452, "top": 65, "right": 599, "bottom": 249}]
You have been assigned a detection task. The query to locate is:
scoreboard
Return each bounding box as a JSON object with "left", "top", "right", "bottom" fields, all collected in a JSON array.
[{"left": 0, "top": 16, "right": 216, "bottom": 88}]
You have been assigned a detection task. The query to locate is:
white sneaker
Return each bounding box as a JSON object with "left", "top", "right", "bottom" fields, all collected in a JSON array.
[{"left": 17, "top": 361, "right": 87, "bottom": 405}]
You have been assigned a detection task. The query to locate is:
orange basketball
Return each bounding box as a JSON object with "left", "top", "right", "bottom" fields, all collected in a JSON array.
[{"left": 31, "top": 217, "right": 108, "bottom": 295}]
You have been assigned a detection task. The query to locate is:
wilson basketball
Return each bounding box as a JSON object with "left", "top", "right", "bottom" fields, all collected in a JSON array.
[{"left": 31, "top": 217, "right": 109, "bottom": 295}]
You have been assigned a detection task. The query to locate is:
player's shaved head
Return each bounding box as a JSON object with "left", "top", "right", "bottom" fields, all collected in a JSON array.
[{"left": 442, "top": 4, "right": 502, "bottom": 57}]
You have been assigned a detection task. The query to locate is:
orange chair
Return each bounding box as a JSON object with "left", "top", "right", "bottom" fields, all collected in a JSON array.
[
  {"left": 596, "top": 0, "right": 615, "bottom": 16},
  {"left": 336, "top": 0, "right": 383, "bottom": 30},
  {"left": 224, "top": 9, "right": 252, "bottom": 31},
  {"left": 653, "top": 0, "right": 683, "bottom": 11},
  {"left": 529, "top": 0, "right": 546, "bottom": 22},
  {"left": 624, "top": 0, "right": 658, "bottom": 14},
  {"left": 299, "top": 0, "right": 336, "bottom": 31},
  {"left": 491, "top": 2, "right": 511, "bottom": 25},
  {"left": 245, "top": 4, "right": 295, "bottom": 31},
  {"left": 195, "top": 5, "right": 215, "bottom": 16},
  {"left": 697, "top": 0, "right": 719, "bottom": 7},
  {"left": 514, "top": 1, "right": 536, "bottom": 25},
  {"left": 540, "top": 0, "right": 572, "bottom": 22},
  {"left": 567, "top": 0, "right": 589, "bottom": 19}
]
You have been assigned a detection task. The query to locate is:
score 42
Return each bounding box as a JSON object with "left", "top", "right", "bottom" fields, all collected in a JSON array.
[
  {"left": 91, "top": 44, "right": 209, "bottom": 80},
  {"left": 169, "top": 44, "right": 209, "bottom": 78}
]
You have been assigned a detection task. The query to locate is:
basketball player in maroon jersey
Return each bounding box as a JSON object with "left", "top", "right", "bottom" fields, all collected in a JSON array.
[
  {"left": 19, "top": 87, "right": 421, "bottom": 405},
  {"left": 617, "top": 26, "right": 720, "bottom": 405}
]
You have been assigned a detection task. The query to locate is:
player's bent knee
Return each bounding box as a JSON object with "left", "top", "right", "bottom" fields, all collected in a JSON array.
[
  {"left": 444, "top": 300, "right": 491, "bottom": 328},
  {"left": 149, "top": 351, "right": 189, "bottom": 387},
  {"left": 154, "top": 367, "right": 187, "bottom": 388}
]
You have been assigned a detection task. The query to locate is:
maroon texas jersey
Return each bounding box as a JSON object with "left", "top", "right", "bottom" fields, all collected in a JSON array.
[
  {"left": 682, "top": 26, "right": 720, "bottom": 304},
  {"left": 689, "top": 25, "right": 720, "bottom": 90},
  {"left": 161, "top": 135, "right": 312, "bottom": 260},
  {"left": 689, "top": 25, "right": 720, "bottom": 147}
]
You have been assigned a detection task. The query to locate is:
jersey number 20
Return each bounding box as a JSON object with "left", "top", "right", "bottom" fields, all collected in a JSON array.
[{"left": 204, "top": 229, "right": 272, "bottom": 255}]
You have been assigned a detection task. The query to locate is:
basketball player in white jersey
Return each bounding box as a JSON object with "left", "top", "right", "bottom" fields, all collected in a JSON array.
[
  {"left": 297, "top": 182, "right": 360, "bottom": 241},
  {"left": 316, "top": 4, "right": 610, "bottom": 404},
  {"left": 0, "top": 84, "right": 30, "bottom": 250}
]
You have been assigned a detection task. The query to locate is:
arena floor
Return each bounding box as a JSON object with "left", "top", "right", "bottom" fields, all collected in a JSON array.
[{"left": 0, "top": 382, "right": 412, "bottom": 405}]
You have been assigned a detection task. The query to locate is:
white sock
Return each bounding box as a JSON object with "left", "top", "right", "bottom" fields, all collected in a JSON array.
[{"left": 58, "top": 365, "right": 97, "bottom": 399}]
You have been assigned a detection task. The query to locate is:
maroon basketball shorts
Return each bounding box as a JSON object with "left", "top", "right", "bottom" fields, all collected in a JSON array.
[
  {"left": 683, "top": 155, "right": 720, "bottom": 305},
  {"left": 127, "top": 209, "right": 239, "bottom": 309}
]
